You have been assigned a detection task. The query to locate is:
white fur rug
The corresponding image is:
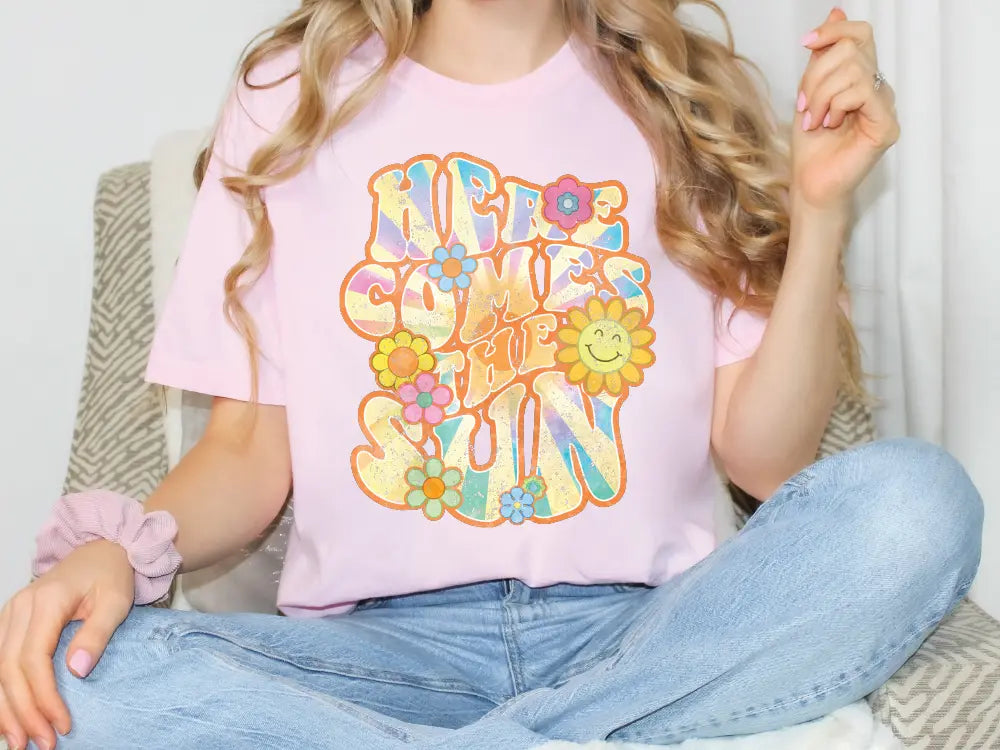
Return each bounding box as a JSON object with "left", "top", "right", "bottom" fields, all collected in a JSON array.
[{"left": 541, "top": 701, "right": 902, "bottom": 750}]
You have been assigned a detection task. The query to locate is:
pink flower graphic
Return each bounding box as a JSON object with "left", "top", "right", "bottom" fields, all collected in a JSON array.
[
  {"left": 399, "top": 373, "right": 453, "bottom": 426},
  {"left": 543, "top": 176, "right": 594, "bottom": 232}
]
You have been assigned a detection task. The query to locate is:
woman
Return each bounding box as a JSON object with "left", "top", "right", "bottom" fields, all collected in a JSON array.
[{"left": 0, "top": 1, "right": 982, "bottom": 748}]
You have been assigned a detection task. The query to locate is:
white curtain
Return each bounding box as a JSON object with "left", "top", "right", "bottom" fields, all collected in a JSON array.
[{"left": 703, "top": 0, "right": 1000, "bottom": 618}]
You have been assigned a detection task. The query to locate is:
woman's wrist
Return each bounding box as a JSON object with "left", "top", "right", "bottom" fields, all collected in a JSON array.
[
  {"left": 788, "top": 192, "right": 851, "bottom": 261},
  {"left": 32, "top": 491, "right": 183, "bottom": 605},
  {"left": 790, "top": 190, "right": 852, "bottom": 233}
]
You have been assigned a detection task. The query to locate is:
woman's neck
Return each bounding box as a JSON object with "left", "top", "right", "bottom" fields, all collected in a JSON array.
[{"left": 409, "top": 0, "right": 566, "bottom": 84}]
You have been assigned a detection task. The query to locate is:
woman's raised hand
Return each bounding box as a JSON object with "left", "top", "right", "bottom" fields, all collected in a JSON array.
[
  {"left": 0, "top": 541, "right": 134, "bottom": 750},
  {"left": 792, "top": 7, "right": 900, "bottom": 212}
]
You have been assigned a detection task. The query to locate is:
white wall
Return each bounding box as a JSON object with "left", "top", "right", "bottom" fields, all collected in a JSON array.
[
  {"left": 941, "top": 0, "right": 1000, "bottom": 618},
  {"left": 0, "top": 1, "right": 296, "bottom": 601},
  {"left": 1, "top": 1, "right": 996, "bottom": 621}
]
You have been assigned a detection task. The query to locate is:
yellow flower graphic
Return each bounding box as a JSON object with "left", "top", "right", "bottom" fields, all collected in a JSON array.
[
  {"left": 555, "top": 296, "right": 655, "bottom": 396},
  {"left": 370, "top": 330, "right": 436, "bottom": 389}
]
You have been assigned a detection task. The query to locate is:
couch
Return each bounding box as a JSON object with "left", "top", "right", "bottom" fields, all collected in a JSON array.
[{"left": 55, "top": 157, "right": 1000, "bottom": 749}]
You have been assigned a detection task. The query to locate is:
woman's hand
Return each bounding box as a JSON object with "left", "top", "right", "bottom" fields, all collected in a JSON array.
[
  {"left": 792, "top": 8, "right": 900, "bottom": 213},
  {"left": 0, "top": 541, "right": 133, "bottom": 750}
]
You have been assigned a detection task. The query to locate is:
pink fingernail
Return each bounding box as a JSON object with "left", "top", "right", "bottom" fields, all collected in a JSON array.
[
  {"left": 796, "top": 91, "right": 808, "bottom": 113},
  {"left": 802, "top": 112, "right": 813, "bottom": 131},
  {"left": 68, "top": 649, "right": 93, "bottom": 678},
  {"left": 823, "top": 112, "right": 832, "bottom": 127},
  {"left": 801, "top": 30, "right": 819, "bottom": 46},
  {"left": 5, "top": 733, "right": 20, "bottom": 750}
]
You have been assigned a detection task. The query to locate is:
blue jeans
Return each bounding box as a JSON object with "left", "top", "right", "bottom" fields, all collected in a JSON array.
[{"left": 51, "top": 439, "right": 983, "bottom": 749}]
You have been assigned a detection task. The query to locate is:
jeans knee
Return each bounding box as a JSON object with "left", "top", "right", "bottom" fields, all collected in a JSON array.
[
  {"left": 54, "top": 608, "right": 179, "bottom": 748},
  {"left": 840, "top": 438, "right": 983, "bottom": 589}
]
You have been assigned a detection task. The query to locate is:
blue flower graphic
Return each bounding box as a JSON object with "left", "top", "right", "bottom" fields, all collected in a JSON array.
[
  {"left": 556, "top": 192, "right": 580, "bottom": 216},
  {"left": 499, "top": 487, "right": 536, "bottom": 525},
  {"left": 428, "top": 244, "right": 477, "bottom": 292}
]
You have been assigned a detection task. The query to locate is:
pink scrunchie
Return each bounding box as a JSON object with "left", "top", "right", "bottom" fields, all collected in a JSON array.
[{"left": 32, "top": 490, "right": 183, "bottom": 605}]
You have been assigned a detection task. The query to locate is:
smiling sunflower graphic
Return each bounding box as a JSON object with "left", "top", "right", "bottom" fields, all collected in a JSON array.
[{"left": 555, "top": 296, "right": 655, "bottom": 397}]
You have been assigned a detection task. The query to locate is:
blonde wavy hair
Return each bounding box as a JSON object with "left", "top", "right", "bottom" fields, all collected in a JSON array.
[{"left": 203, "top": 0, "right": 862, "bottom": 401}]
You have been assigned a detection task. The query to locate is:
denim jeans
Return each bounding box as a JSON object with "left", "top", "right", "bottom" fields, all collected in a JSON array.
[{"left": 50, "top": 439, "right": 983, "bottom": 749}]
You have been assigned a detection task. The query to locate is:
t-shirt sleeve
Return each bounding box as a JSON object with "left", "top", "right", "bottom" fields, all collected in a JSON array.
[
  {"left": 691, "top": 212, "right": 770, "bottom": 368},
  {"left": 714, "top": 296, "right": 768, "bottom": 368},
  {"left": 145, "top": 63, "right": 298, "bottom": 405}
]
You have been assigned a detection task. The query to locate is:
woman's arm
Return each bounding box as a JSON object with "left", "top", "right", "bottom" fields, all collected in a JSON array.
[
  {"left": 145, "top": 397, "right": 292, "bottom": 572},
  {"left": 711, "top": 9, "right": 898, "bottom": 499},
  {"left": 0, "top": 398, "right": 290, "bottom": 750},
  {"left": 712, "top": 204, "right": 847, "bottom": 500}
]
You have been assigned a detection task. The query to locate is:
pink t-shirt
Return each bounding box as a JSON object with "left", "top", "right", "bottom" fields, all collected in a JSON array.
[{"left": 146, "top": 40, "right": 766, "bottom": 617}]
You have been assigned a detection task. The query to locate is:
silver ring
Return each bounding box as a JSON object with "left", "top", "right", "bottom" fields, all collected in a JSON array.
[{"left": 873, "top": 70, "right": 887, "bottom": 92}]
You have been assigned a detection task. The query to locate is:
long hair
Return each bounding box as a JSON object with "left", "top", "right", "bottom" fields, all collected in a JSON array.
[{"left": 202, "top": 0, "right": 862, "bottom": 402}]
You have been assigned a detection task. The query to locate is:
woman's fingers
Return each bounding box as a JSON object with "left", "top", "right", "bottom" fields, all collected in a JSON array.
[
  {"left": 0, "top": 604, "right": 27, "bottom": 750},
  {"left": 64, "top": 590, "right": 131, "bottom": 681},
  {"left": 823, "top": 84, "right": 867, "bottom": 130},
  {"left": 797, "top": 37, "right": 863, "bottom": 125},
  {"left": 802, "top": 19, "right": 877, "bottom": 64},
  {"left": 0, "top": 594, "right": 56, "bottom": 750},
  {"left": 824, "top": 80, "right": 898, "bottom": 145},
  {"left": 0, "top": 689, "right": 22, "bottom": 750},
  {"left": 797, "top": 11, "right": 897, "bottom": 143},
  {"left": 802, "top": 56, "right": 871, "bottom": 131},
  {"left": 22, "top": 587, "right": 76, "bottom": 737}
]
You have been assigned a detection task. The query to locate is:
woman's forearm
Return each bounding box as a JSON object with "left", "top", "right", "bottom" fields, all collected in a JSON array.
[
  {"left": 143, "top": 400, "right": 292, "bottom": 572},
  {"left": 718, "top": 202, "right": 850, "bottom": 498}
]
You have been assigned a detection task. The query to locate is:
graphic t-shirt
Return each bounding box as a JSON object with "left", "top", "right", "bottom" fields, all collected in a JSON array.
[{"left": 146, "top": 39, "right": 767, "bottom": 617}]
